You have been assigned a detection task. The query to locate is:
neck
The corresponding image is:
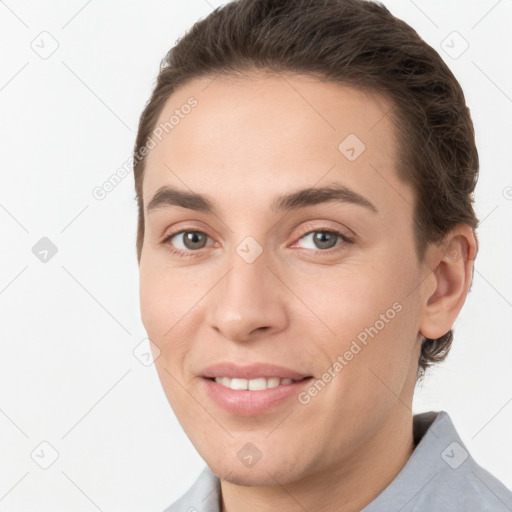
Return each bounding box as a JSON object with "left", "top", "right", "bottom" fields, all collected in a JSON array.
[{"left": 220, "top": 404, "right": 415, "bottom": 512}]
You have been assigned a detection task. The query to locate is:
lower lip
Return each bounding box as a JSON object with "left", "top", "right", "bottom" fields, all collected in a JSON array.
[{"left": 201, "top": 377, "right": 313, "bottom": 416}]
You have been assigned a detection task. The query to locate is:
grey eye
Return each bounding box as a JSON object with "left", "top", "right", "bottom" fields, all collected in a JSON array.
[
  {"left": 173, "top": 231, "right": 209, "bottom": 250},
  {"left": 299, "top": 231, "right": 340, "bottom": 250}
]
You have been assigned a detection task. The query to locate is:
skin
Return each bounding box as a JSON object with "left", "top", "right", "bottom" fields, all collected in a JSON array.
[{"left": 138, "top": 72, "right": 477, "bottom": 512}]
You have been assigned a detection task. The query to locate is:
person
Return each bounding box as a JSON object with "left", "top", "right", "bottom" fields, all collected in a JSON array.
[{"left": 133, "top": 0, "right": 512, "bottom": 510}]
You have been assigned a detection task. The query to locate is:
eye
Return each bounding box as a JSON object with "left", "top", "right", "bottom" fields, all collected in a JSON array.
[
  {"left": 161, "top": 226, "right": 353, "bottom": 258},
  {"left": 293, "top": 228, "right": 353, "bottom": 252},
  {"left": 163, "top": 230, "right": 212, "bottom": 254}
]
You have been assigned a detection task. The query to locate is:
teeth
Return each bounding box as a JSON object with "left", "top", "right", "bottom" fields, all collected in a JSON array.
[
  {"left": 230, "top": 378, "right": 248, "bottom": 390},
  {"left": 213, "top": 376, "right": 298, "bottom": 390},
  {"left": 248, "top": 378, "right": 267, "bottom": 391},
  {"left": 267, "top": 377, "right": 280, "bottom": 388}
]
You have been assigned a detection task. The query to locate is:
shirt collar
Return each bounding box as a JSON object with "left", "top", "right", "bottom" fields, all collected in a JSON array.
[{"left": 362, "top": 410, "right": 458, "bottom": 511}]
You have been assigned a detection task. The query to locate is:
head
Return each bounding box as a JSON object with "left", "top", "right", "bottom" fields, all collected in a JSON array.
[{"left": 135, "top": 0, "right": 478, "bottom": 487}]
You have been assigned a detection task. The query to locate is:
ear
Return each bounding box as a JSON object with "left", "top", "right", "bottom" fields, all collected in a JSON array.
[{"left": 419, "top": 224, "right": 478, "bottom": 340}]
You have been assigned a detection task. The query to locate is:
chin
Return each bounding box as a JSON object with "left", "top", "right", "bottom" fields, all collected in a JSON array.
[{"left": 207, "top": 455, "right": 305, "bottom": 487}]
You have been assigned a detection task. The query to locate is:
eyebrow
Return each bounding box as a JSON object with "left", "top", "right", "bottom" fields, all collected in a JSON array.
[{"left": 146, "top": 183, "right": 378, "bottom": 215}]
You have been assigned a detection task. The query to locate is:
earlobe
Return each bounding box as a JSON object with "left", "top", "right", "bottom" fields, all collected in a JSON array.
[{"left": 419, "top": 225, "right": 478, "bottom": 340}]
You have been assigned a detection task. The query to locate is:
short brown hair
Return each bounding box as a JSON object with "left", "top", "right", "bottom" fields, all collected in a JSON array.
[{"left": 133, "top": 0, "right": 479, "bottom": 378}]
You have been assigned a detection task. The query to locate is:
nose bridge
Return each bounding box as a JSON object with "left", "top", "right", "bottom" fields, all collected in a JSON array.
[{"left": 206, "top": 241, "right": 288, "bottom": 340}]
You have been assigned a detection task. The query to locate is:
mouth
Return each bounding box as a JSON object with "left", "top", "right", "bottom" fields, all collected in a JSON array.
[
  {"left": 205, "top": 376, "right": 313, "bottom": 391},
  {"left": 201, "top": 361, "right": 313, "bottom": 381},
  {"left": 199, "top": 362, "right": 315, "bottom": 415}
]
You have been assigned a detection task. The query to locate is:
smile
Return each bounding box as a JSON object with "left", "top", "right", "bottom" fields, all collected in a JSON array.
[{"left": 212, "top": 376, "right": 306, "bottom": 390}]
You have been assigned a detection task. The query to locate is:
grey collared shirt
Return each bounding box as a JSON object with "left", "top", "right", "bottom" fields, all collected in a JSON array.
[{"left": 163, "top": 410, "right": 512, "bottom": 511}]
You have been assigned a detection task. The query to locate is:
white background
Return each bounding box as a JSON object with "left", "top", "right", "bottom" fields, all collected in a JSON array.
[{"left": 0, "top": 0, "right": 511, "bottom": 510}]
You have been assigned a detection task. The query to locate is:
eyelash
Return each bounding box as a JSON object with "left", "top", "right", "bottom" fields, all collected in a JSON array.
[{"left": 161, "top": 227, "right": 354, "bottom": 258}]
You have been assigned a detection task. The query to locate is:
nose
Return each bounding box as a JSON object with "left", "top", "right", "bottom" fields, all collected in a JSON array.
[{"left": 205, "top": 248, "right": 289, "bottom": 343}]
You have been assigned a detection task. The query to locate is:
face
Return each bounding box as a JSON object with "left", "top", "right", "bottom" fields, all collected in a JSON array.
[{"left": 139, "top": 72, "right": 428, "bottom": 486}]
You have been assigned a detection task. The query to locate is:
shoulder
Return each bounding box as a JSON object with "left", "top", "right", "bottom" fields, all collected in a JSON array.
[
  {"left": 410, "top": 450, "right": 512, "bottom": 511},
  {"left": 364, "top": 410, "right": 512, "bottom": 512},
  {"left": 423, "top": 411, "right": 512, "bottom": 511}
]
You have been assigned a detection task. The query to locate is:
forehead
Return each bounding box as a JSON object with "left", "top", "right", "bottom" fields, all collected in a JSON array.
[{"left": 142, "top": 72, "right": 409, "bottom": 217}]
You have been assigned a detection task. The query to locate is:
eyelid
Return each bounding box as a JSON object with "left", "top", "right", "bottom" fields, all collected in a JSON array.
[
  {"left": 292, "top": 220, "right": 355, "bottom": 240},
  {"left": 161, "top": 227, "right": 216, "bottom": 248},
  {"left": 289, "top": 227, "right": 354, "bottom": 254},
  {"left": 160, "top": 220, "right": 218, "bottom": 243}
]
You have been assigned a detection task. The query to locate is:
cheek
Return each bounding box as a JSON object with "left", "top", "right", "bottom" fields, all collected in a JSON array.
[
  {"left": 139, "top": 266, "right": 194, "bottom": 410},
  {"left": 139, "top": 267, "right": 168, "bottom": 338},
  {"left": 301, "top": 266, "right": 399, "bottom": 343},
  {"left": 139, "top": 261, "right": 209, "bottom": 378},
  {"left": 139, "top": 263, "right": 186, "bottom": 372},
  {"left": 139, "top": 257, "right": 194, "bottom": 336},
  {"left": 302, "top": 264, "right": 416, "bottom": 389}
]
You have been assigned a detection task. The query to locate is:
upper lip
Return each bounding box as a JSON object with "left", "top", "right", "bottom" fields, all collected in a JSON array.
[{"left": 201, "top": 362, "right": 312, "bottom": 380}]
